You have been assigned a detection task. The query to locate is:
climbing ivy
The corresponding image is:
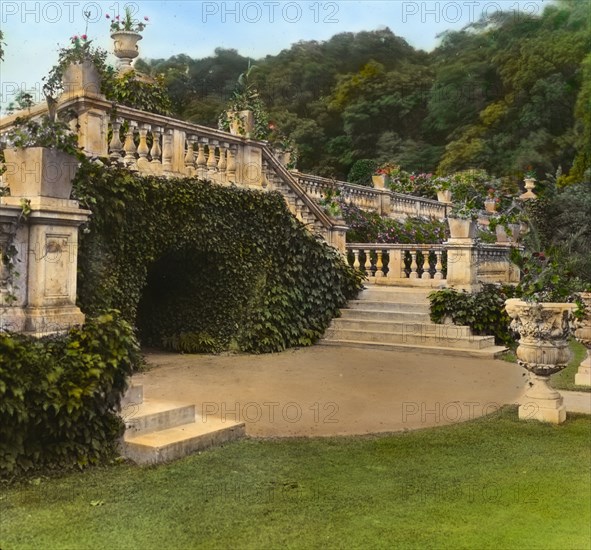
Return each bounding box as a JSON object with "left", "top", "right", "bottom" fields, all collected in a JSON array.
[{"left": 73, "top": 163, "right": 363, "bottom": 353}]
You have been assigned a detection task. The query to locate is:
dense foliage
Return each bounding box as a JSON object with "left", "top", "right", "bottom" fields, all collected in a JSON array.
[
  {"left": 428, "top": 284, "right": 519, "bottom": 346},
  {"left": 341, "top": 202, "right": 446, "bottom": 244},
  {"left": 73, "top": 163, "right": 363, "bottom": 353},
  {"left": 136, "top": 0, "right": 589, "bottom": 183},
  {"left": 0, "top": 311, "right": 140, "bottom": 477}
]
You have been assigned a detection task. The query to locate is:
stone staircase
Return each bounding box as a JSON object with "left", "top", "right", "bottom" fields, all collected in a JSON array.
[
  {"left": 119, "top": 385, "right": 245, "bottom": 465},
  {"left": 321, "top": 286, "right": 507, "bottom": 358}
]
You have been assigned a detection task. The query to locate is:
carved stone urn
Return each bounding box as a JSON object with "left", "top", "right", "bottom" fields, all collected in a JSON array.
[
  {"left": 228, "top": 110, "right": 255, "bottom": 138},
  {"left": 111, "top": 31, "right": 142, "bottom": 72},
  {"left": 574, "top": 292, "right": 591, "bottom": 386},
  {"left": 505, "top": 298, "right": 577, "bottom": 424}
]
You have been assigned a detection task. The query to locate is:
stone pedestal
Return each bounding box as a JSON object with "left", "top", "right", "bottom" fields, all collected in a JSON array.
[
  {"left": 574, "top": 292, "right": 591, "bottom": 387},
  {"left": 574, "top": 354, "right": 591, "bottom": 386},
  {"left": 444, "top": 239, "right": 480, "bottom": 292},
  {"left": 519, "top": 374, "right": 566, "bottom": 424},
  {"left": 1, "top": 196, "right": 90, "bottom": 336}
]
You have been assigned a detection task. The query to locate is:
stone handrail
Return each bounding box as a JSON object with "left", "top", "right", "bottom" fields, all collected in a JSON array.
[
  {"left": 476, "top": 244, "right": 521, "bottom": 284},
  {"left": 0, "top": 92, "right": 348, "bottom": 249},
  {"left": 346, "top": 243, "right": 447, "bottom": 286},
  {"left": 294, "top": 172, "right": 447, "bottom": 220},
  {"left": 346, "top": 241, "right": 519, "bottom": 287}
]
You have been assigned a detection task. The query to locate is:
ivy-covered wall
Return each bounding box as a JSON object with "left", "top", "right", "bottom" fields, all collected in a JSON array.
[{"left": 73, "top": 163, "right": 363, "bottom": 353}]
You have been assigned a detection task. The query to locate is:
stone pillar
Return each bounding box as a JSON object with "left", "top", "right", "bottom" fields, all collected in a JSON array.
[
  {"left": 378, "top": 189, "right": 391, "bottom": 216},
  {"left": 0, "top": 196, "right": 90, "bottom": 336},
  {"left": 0, "top": 147, "right": 90, "bottom": 336},
  {"left": 328, "top": 220, "right": 348, "bottom": 254},
  {"left": 445, "top": 239, "right": 480, "bottom": 292}
]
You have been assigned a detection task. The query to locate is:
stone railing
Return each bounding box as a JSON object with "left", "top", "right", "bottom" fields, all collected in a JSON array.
[
  {"left": 294, "top": 172, "right": 447, "bottom": 220},
  {"left": 346, "top": 243, "right": 447, "bottom": 287},
  {"left": 0, "top": 90, "right": 347, "bottom": 251},
  {"left": 476, "top": 244, "right": 521, "bottom": 284},
  {"left": 346, "top": 241, "right": 519, "bottom": 288}
]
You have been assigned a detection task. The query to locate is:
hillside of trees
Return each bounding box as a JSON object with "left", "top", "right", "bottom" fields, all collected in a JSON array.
[{"left": 135, "top": 0, "right": 590, "bottom": 183}]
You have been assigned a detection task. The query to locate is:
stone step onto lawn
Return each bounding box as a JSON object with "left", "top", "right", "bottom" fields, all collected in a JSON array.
[
  {"left": 123, "top": 400, "right": 196, "bottom": 436},
  {"left": 319, "top": 339, "right": 507, "bottom": 359},
  {"left": 330, "top": 318, "right": 472, "bottom": 338},
  {"left": 340, "top": 308, "right": 431, "bottom": 322},
  {"left": 323, "top": 327, "right": 495, "bottom": 349},
  {"left": 122, "top": 416, "right": 246, "bottom": 465},
  {"left": 119, "top": 385, "right": 245, "bottom": 465}
]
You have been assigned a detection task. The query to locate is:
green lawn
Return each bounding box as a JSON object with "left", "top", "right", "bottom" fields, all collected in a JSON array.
[
  {"left": 551, "top": 340, "right": 591, "bottom": 392},
  {"left": 1, "top": 407, "right": 590, "bottom": 550}
]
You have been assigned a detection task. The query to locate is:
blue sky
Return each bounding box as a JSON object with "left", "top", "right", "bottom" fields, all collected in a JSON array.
[{"left": 0, "top": 0, "right": 551, "bottom": 110}]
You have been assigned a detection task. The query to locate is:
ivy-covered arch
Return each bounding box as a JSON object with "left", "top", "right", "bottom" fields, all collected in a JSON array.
[{"left": 74, "top": 163, "right": 363, "bottom": 353}]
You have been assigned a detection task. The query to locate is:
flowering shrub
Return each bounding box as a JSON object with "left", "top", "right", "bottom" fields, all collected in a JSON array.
[
  {"left": 340, "top": 201, "right": 446, "bottom": 244},
  {"left": 107, "top": 7, "right": 148, "bottom": 32}
]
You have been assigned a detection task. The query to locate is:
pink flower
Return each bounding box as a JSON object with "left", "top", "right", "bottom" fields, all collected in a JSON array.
[
  {"left": 144, "top": 16, "right": 149, "bottom": 21},
  {"left": 105, "top": 14, "right": 110, "bottom": 19},
  {"left": 81, "top": 34, "right": 87, "bottom": 40},
  {"left": 115, "top": 15, "right": 120, "bottom": 20}
]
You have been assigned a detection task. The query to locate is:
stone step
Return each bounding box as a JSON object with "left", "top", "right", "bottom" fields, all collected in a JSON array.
[
  {"left": 347, "top": 300, "right": 431, "bottom": 312},
  {"left": 340, "top": 308, "right": 431, "bottom": 322},
  {"left": 358, "top": 287, "right": 432, "bottom": 303},
  {"left": 319, "top": 339, "right": 507, "bottom": 359},
  {"left": 323, "top": 327, "right": 495, "bottom": 349},
  {"left": 123, "top": 399, "right": 196, "bottom": 437},
  {"left": 122, "top": 416, "right": 246, "bottom": 465},
  {"left": 330, "top": 318, "right": 473, "bottom": 338}
]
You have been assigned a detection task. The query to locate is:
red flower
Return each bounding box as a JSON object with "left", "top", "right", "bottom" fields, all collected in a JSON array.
[
  {"left": 81, "top": 34, "right": 87, "bottom": 40},
  {"left": 115, "top": 15, "right": 120, "bottom": 20}
]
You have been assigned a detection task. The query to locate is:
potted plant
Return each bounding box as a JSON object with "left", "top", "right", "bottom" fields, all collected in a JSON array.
[
  {"left": 219, "top": 63, "right": 269, "bottom": 140},
  {"left": 489, "top": 212, "right": 523, "bottom": 244},
  {"left": 519, "top": 165, "right": 537, "bottom": 200},
  {"left": 373, "top": 163, "right": 399, "bottom": 189},
  {"left": 42, "top": 33, "right": 110, "bottom": 102},
  {"left": 107, "top": 7, "right": 149, "bottom": 72},
  {"left": 447, "top": 199, "right": 478, "bottom": 239},
  {"left": 484, "top": 188, "right": 499, "bottom": 213},
  {"left": 432, "top": 176, "right": 452, "bottom": 203},
  {"left": 504, "top": 249, "right": 581, "bottom": 423},
  {"left": 2, "top": 113, "right": 82, "bottom": 199}
]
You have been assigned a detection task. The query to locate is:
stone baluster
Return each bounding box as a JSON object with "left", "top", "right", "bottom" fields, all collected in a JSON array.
[
  {"left": 150, "top": 127, "right": 162, "bottom": 168},
  {"left": 434, "top": 250, "right": 443, "bottom": 280},
  {"left": 137, "top": 124, "right": 150, "bottom": 160},
  {"left": 218, "top": 142, "right": 228, "bottom": 183},
  {"left": 375, "top": 250, "right": 384, "bottom": 278},
  {"left": 364, "top": 249, "right": 372, "bottom": 277},
  {"left": 421, "top": 250, "right": 431, "bottom": 279},
  {"left": 226, "top": 144, "right": 237, "bottom": 182},
  {"left": 123, "top": 121, "right": 138, "bottom": 170},
  {"left": 207, "top": 140, "right": 218, "bottom": 177},
  {"left": 196, "top": 138, "right": 207, "bottom": 179},
  {"left": 295, "top": 198, "right": 304, "bottom": 221},
  {"left": 352, "top": 249, "right": 361, "bottom": 272},
  {"left": 184, "top": 136, "right": 195, "bottom": 175},
  {"left": 261, "top": 160, "right": 269, "bottom": 189},
  {"left": 161, "top": 129, "right": 173, "bottom": 173},
  {"left": 409, "top": 250, "right": 419, "bottom": 279},
  {"left": 109, "top": 118, "right": 124, "bottom": 162}
]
